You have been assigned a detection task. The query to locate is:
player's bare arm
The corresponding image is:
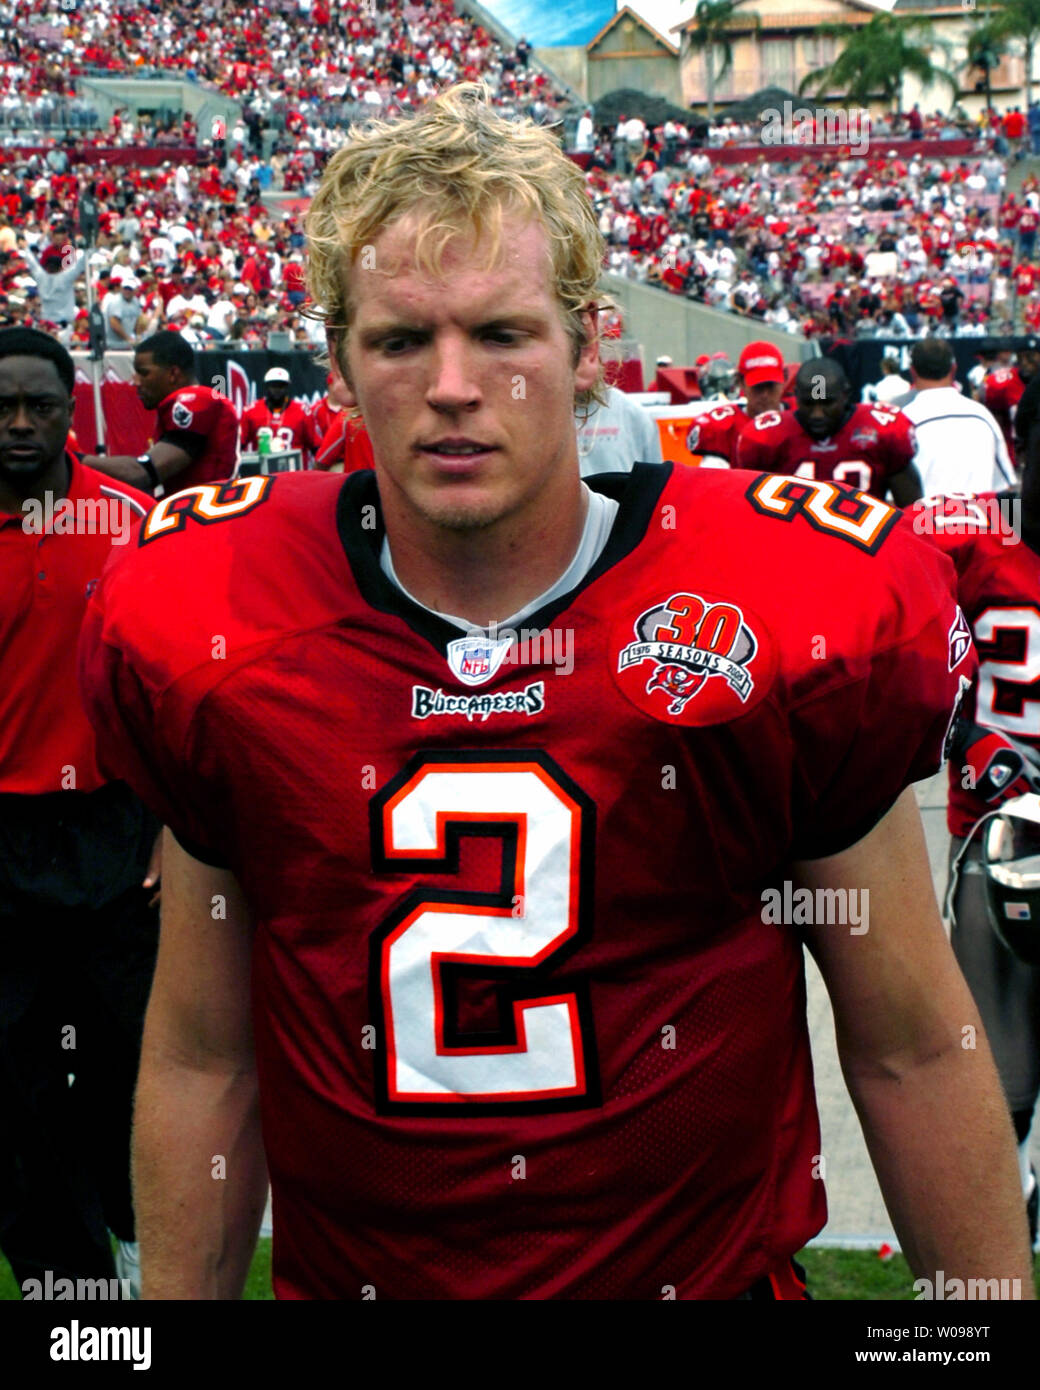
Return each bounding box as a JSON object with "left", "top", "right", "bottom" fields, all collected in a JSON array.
[
  {"left": 798, "top": 788, "right": 1034, "bottom": 1294},
  {"left": 82, "top": 439, "right": 192, "bottom": 492},
  {"left": 886, "top": 463, "right": 923, "bottom": 507},
  {"left": 132, "top": 830, "right": 266, "bottom": 1299}
]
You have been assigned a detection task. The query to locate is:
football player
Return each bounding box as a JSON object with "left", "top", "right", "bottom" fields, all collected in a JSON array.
[
  {"left": 82, "top": 330, "right": 238, "bottom": 495},
  {"left": 737, "top": 358, "right": 922, "bottom": 505},
  {"left": 312, "top": 409, "right": 375, "bottom": 472},
  {"left": 685, "top": 340, "right": 786, "bottom": 467},
  {"left": 919, "top": 375, "right": 1040, "bottom": 1246},
  {"left": 984, "top": 341, "right": 1040, "bottom": 468},
  {"left": 239, "top": 367, "right": 311, "bottom": 455},
  {"left": 79, "top": 86, "right": 1031, "bottom": 1301},
  {"left": 304, "top": 371, "right": 347, "bottom": 459}
]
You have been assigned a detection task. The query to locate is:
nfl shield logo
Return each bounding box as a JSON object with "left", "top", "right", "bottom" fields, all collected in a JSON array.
[{"left": 446, "top": 634, "right": 513, "bottom": 687}]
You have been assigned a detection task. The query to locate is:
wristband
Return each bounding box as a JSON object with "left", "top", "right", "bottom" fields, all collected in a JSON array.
[{"left": 137, "top": 453, "right": 164, "bottom": 497}]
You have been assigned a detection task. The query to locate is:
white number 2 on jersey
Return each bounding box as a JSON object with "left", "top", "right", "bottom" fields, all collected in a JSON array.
[
  {"left": 369, "top": 753, "right": 598, "bottom": 1113},
  {"left": 975, "top": 606, "right": 1040, "bottom": 737}
]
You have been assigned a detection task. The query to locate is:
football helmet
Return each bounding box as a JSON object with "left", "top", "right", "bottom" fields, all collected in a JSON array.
[
  {"left": 703, "top": 356, "right": 737, "bottom": 400},
  {"left": 981, "top": 794, "right": 1040, "bottom": 964}
]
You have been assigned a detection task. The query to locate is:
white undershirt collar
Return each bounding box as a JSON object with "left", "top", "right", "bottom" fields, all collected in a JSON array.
[{"left": 380, "top": 483, "right": 620, "bottom": 633}]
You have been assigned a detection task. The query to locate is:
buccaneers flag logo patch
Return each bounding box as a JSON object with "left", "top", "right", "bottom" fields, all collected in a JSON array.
[{"left": 613, "top": 591, "right": 774, "bottom": 725}]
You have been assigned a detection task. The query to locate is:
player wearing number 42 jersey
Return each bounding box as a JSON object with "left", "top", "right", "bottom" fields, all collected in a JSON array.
[
  {"left": 79, "top": 87, "right": 1031, "bottom": 1303},
  {"left": 738, "top": 358, "right": 921, "bottom": 505}
]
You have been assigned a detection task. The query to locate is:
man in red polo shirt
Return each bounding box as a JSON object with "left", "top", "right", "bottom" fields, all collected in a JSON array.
[
  {"left": 0, "top": 327, "right": 159, "bottom": 1297},
  {"left": 82, "top": 330, "right": 238, "bottom": 495}
]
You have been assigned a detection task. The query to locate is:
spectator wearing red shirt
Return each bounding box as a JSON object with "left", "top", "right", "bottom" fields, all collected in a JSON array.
[
  {"left": 1004, "top": 108, "right": 1026, "bottom": 155},
  {"left": 1020, "top": 199, "right": 1040, "bottom": 259}
]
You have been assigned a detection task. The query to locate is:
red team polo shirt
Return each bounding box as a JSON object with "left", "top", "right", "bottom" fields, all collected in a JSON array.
[
  {"left": 79, "top": 464, "right": 969, "bottom": 1299},
  {"left": 0, "top": 457, "right": 150, "bottom": 794},
  {"left": 155, "top": 384, "right": 239, "bottom": 489}
]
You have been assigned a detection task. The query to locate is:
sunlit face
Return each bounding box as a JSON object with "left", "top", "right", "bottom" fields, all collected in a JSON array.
[{"left": 335, "top": 212, "right": 598, "bottom": 535}]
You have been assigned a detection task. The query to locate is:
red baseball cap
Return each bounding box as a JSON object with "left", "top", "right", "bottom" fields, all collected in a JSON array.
[{"left": 738, "top": 341, "right": 785, "bottom": 387}]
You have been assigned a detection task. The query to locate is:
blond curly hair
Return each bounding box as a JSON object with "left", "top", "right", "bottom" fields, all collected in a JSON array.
[{"left": 304, "top": 83, "right": 606, "bottom": 404}]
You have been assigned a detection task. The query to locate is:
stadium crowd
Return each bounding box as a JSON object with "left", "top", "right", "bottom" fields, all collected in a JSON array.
[{"left": 3, "top": 0, "right": 1040, "bottom": 343}]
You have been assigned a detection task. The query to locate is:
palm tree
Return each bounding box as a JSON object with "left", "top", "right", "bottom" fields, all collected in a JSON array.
[
  {"left": 799, "top": 13, "right": 957, "bottom": 114},
  {"left": 963, "top": 19, "right": 1009, "bottom": 113},
  {"left": 683, "top": 0, "right": 761, "bottom": 123},
  {"left": 991, "top": 0, "right": 1040, "bottom": 108}
]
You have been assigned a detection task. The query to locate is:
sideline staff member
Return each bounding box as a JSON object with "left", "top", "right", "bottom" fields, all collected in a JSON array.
[{"left": 0, "top": 328, "right": 160, "bottom": 1293}]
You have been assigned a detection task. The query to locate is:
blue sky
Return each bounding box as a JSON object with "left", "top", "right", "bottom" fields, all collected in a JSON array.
[{"left": 482, "top": 0, "right": 616, "bottom": 46}]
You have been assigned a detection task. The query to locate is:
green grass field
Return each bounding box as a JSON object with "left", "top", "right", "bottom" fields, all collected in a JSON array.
[{"left": 2, "top": 1242, "right": 1038, "bottom": 1300}]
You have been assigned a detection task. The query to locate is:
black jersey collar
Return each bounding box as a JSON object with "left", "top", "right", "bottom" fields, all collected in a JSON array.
[{"left": 335, "top": 465, "right": 671, "bottom": 656}]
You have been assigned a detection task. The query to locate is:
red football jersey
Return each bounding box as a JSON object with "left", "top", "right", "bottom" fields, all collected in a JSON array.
[
  {"left": 240, "top": 398, "right": 311, "bottom": 453},
  {"left": 684, "top": 402, "right": 748, "bottom": 463},
  {"left": 737, "top": 403, "right": 917, "bottom": 499},
  {"left": 917, "top": 491, "right": 1038, "bottom": 836},
  {"left": 79, "top": 464, "right": 969, "bottom": 1300},
  {"left": 156, "top": 384, "right": 239, "bottom": 489},
  {"left": 314, "top": 413, "right": 375, "bottom": 472},
  {"left": 306, "top": 396, "right": 342, "bottom": 453},
  {"left": 984, "top": 367, "right": 1028, "bottom": 466}
]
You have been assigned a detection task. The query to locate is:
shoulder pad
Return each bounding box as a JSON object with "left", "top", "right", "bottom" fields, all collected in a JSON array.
[{"left": 752, "top": 409, "right": 783, "bottom": 431}]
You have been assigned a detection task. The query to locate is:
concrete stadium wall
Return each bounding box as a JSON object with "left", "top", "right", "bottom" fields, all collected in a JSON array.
[{"left": 602, "top": 273, "right": 813, "bottom": 368}]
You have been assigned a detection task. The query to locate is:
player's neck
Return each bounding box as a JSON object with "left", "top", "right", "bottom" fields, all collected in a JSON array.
[{"left": 380, "top": 473, "right": 589, "bottom": 627}]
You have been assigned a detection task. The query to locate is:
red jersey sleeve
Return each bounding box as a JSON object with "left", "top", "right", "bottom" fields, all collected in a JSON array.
[
  {"left": 78, "top": 586, "right": 229, "bottom": 861},
  {"left": 159, "top": 387, "right": 231, "bottom": 459},
  {"left": 909, "top": 493, "right": 1006, "bottom": 611},
  {"left": 315, "top": 414, "right": 348, "bottom": 470},
  {"left": 779, "top": 511, "right": 974, "bottom": 857},
  {"left": 735, "top": 410, "right": 782, "bottom": 470},
  {"left": 685, "top": 404, "right": 743, "bottom": 462},
  {"left": 880, "top": 407, "right": 918, "bottom": 480}
]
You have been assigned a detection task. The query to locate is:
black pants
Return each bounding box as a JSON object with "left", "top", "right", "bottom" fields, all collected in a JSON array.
[{"left": 0, "top": 882, "right": 158, "bottom": 1292}]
